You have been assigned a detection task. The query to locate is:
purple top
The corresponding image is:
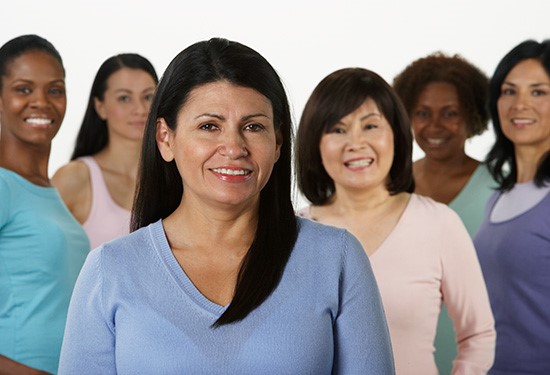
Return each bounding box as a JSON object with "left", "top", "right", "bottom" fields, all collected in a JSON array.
[{"left": 474, "top": 189, "right": 550, "bottom": 374}]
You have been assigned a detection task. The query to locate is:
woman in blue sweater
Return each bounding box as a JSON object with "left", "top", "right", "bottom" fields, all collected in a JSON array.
[{"left": 58, "top": 38, "right": 395, "bottom": 374}]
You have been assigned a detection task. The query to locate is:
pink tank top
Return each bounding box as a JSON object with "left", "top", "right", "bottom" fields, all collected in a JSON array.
[{"left": 79, "top": 157, "right": 131, "bottom": 249}]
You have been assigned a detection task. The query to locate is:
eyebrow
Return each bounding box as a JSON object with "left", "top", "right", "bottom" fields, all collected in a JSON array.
[
  {"left": 502, "top": 81, "right": 550, "bottom": 87},
  {"left": 11, "top": 78, "right": 65, "bottom": 85},
  {"left": 194, "top": 113, "right": 271, "bottom": 121}
]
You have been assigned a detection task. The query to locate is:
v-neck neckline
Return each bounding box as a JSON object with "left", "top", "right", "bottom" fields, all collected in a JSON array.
[{"left": 150, "top": 220, "right": 229, "bottom": 317}]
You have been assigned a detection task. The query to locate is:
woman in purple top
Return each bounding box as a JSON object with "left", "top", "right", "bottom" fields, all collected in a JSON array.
[{"left": 474, "top": 39, "right": 550, "bottom": 374}]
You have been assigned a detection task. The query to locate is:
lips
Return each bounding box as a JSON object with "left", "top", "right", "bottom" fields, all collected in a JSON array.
[
  {"left": 344, "top": 158, "right": 373, "bottom": 167},
  {"left": 511, "top": 118, "right": 535, "bottom": 127},
  {"left": 211, "top": 168, "right": 251, "bottom": 176},
  {"left": 25, "top": 116, "right": 54, "bottom": 128}
]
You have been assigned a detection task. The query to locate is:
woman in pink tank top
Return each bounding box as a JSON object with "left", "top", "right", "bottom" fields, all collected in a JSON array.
[{"left": 52, "top": 54, "right": 158, "bottom": 249}]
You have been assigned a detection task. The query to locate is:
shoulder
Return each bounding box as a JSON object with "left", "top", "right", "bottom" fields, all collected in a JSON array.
[
  {"left": 51, "top": 160, "right": 91, "bottom": 202},
  {"left": 52, "top": 160, "right": 90, "bottom": 188},
  {"left": 295, "top": 205, "right": 312, "bottom": 218},
  {"left": 97, "top": 221, "right": 163, "bottom": 266},
  {"left": 406, "top": 194, "right": 467, "bottom": 238},
  {"left": 294, "top": 216, "right": 366, "bottom": 263}
]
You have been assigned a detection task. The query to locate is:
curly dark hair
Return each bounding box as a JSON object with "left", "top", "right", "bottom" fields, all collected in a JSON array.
[{"left": 393, "top": 52, "right": 489, "bottom": 137}]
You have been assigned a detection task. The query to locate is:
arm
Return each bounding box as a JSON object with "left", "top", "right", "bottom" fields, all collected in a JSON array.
[
  {"left": 332, "top": 232, "right": 395, "bottom": 374},
  {"left": 57, "top": 248, "right": 116, "bottom": 375},
  {"left": 51, "top": 161, "right": 91, "bottom": 224},
  {"left": 0, "top": 356, "right": 51, "bottom": 375},
  {"left": 440, "top": 211, "right": 496, "bottom": 374}
]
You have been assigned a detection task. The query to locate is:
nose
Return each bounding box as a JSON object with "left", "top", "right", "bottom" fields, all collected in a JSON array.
[
  {"left": 347, "top": 127, "right": 368, "bottom": 151},
  {"left": 30, "top": 89, "right": 50, "bottom": 109},
  {"left": 512, "top": 90, "right": 530, "bottom": 110},
  {"left": 218, "top": 130, "right": 249, "bottom": 159},
  {"left": 133, "top": 99, "right": 149, "bottom": 116}
]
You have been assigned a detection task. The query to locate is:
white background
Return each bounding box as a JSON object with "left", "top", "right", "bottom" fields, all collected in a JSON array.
[{"left": 1, "top": 0, "right": 548, "bottom": 205}]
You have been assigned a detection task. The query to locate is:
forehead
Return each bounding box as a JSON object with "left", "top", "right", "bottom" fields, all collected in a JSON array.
[
  {"left": 417, "top": 82, "right": 459, "bottom": 104},
  {"left": 182, "top": 81, "right": 273, "bottom": 114},
  {"left": 105, "top": 68, "right": 156, "bottom": 91},
  {"left": 3, "top": 50, "right": 64, "bottom": 81},
  {"left": 505, "top": 58, "right": 550, "bottom": 83}
]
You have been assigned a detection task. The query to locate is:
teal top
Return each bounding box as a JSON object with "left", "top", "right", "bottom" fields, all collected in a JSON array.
[
  {"left": 434, "top": 163, "right": 496, "bottom": 374},
  {"left": 0, "top": 167, "right": 89, "bottom": 374},
  {"left": 449, "top": 163, "right": 496, "bottom": 237}
]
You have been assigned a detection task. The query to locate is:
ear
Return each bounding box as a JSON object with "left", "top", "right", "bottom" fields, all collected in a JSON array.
[
  {"left": 94, "top": 97, "right": 107, "bottom": 120},
  {"left": 274, "top": 129, "right": 283, "bottom": 162},
  {"left": 156, "top": 118, "right": 175, "bottom": 162}
]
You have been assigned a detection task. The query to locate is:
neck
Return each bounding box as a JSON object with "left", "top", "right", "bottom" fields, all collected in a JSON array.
[
  {"left": 515, "top": 146, "right": 547, "bottom": 183},
  {"left": 330, "top": 185, "right": 393, "bottom": 214},
  {"left": 0, "top": 140, "right": 51, "bottom": 186},
  {"left": 95, "top": 139, "right": 142, "bottom": 177},
  {"left": 166, "top": 194, "right": 259, "bottom": 254},
  {"left": 417, "top": 152, "right": 475, "bottom": 175}
]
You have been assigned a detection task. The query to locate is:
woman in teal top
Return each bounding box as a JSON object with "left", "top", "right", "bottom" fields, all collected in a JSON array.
[
  {"left": 394, "top": 53, "right": 496, "bottom": 374},
  {"left": 0, "top": 35, "right": 89, "bottom": 374}
]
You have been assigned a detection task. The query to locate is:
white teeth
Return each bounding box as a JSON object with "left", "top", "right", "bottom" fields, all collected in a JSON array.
[
  {"left": 427, "top": 138, "right": 444, "bottom": 145},
  {"left": 346, "top": 159, "right": 373, "bottom": 167},
  {"left": 26, "top": 118, "right": 52, "bottom": 125},
  {"left": 212, "top": 168, "right": 250, "bottom": 175},
  {"left": 512, "top": 119, "right": 534, "bottom": 125}
]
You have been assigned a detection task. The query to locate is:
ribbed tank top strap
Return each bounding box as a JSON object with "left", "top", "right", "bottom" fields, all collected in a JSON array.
[{"left": 78, "top": 156, "right": 118, "bottom": 220}]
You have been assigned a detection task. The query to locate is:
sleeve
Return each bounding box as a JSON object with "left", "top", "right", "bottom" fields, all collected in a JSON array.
[
  {"left": 0, "top": 176, "right": 11, "bottom": 229},
  {"left": 439, "top": 209, "right": 496, "bottom": 374},
  {"left": 57, "top": 247, "right": 116, "bottom": 375},
  {"left": 332, "top": 231, "right": 395, "bottom": 374}
]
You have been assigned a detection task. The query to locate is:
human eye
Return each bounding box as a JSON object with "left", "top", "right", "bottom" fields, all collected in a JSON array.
[
  {"left": 199, "top": 122, "right": 219, "bottom": 131},
  {"left": 117, "top": 95, "right": 131, "bottom": 103},
  {"left": 414, "top": 109, "right": 430, "bottom": 119},
  {"left": 244, "top": 122, "right": 265, "bottom": 132},
  {"left": 144, "top": 93, "right": 154, "bottom": 102},
  {"left": 532, "top": 89, "right": 548, "bottom": 97},
  {"left": 501, "top": 87, "right": 515, "bottom": 96},
  {"left": 443, "top": 110, "right": 459, "bottom": 118},
  {"left": 327, "top": 124, "right": 346, "bottom": 134},
  {"left": 49, "top": 86, "right": 65, "bottom": 96},
  {"left": 15, "top": 86, "right": 32, "bottom": 95}
]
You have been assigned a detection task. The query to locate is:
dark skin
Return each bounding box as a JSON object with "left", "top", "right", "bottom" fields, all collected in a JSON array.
[
  {"left": 410, "top": 82, "right": 479, "bottom": 204},
  {"left": 0, "top": 50, "right": 65, "bottom": 375}
]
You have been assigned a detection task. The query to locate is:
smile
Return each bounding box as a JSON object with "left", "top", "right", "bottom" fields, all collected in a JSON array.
[
  {"left": 511, "top": 118, "right": 535, "bottom": 126},
  {"left": 345, "top": 158, "right": 373, "bottom": 167},
  {"left": 426, "top": 138, "right": 445, "bottom": 145},
  {"left": 211, "top": 168, "right": 251, "bottom": 176},
  {"left": 25, "top": 117, "right": 53, "bottom": 126}
]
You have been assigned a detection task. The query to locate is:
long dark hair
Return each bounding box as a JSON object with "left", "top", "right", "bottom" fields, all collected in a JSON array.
[
  {"left": 297, "top": 67, "right": 414, "bottom": 205},
  {"left": 131, "top": 38, "right": 298, "bottom": 326},
  {"left": 485, "top": 39, "right": 550, "bottom": 191},
  {"left": 0, "top": 34, "right": 64, "bottom": 91},
  {"left": 71, "top": 53, "right": 158, "bottom": 160}
]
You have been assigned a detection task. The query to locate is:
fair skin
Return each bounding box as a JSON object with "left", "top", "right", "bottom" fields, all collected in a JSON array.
[
  {"left": 0, "top": 50, "right": 65, "bottom": 374},
  {"left": 498, "top": 58, "right": 550, "bottom": 182},
  {"left": 156, "top": 81, "right": 281, "bottom": 306},
  {"left": 52, "top": 68, "right": 156, "bottom": 223},
  {"left": 310, "top": 98, "right": 409, "bottom": 256},
  {"left": 411, "top": 82, "right": 479, "bottom": 204}
]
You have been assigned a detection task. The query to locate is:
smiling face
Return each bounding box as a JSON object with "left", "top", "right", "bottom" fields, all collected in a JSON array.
[
  {"left": 156, "top": 81, "right": 281, "bottom": 210},
  {"left": 411, "top": 82, "right": 469, "bottom": 162},
  {"left": 94, "top": 67, "right": 156, "bottom": 143},
  {"left": 0, "top": 50, "right": 66, "bottom": 148},
  {"left": 497, "top": 58, "right": 550, "bottom": 155},
  {"left": 319, "top": 98, "right": 394, "bottom": 193}
]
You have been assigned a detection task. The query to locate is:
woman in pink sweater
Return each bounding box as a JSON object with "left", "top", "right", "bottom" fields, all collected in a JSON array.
[{"left": 295, "top": 67, "right": 495, "bottom": 374}]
